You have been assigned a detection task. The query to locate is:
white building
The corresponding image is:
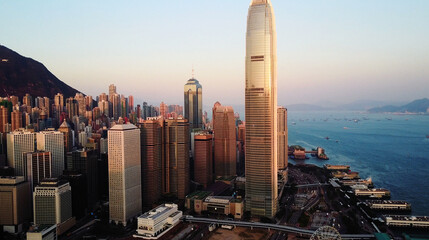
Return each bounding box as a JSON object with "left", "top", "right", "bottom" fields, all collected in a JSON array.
[
  {"left": 108, "top": 123, "right": 141, "bottom": 226},
  {"left": 7, "top": 130, "right": 35, "bottom": 176},
  {"left": 134, "top": 203, "right": 182, "bottom": 239},
  {"left": 36, "top": 131, "right": 64, "bottom": 177}
]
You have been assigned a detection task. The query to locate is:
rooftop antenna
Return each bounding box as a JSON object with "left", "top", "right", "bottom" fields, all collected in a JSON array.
[{"left": 192, "top": 64, "right": 195, "bottom": 79}]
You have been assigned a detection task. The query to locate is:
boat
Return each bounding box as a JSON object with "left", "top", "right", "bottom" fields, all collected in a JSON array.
[
  {"left": 292, "top": 122, "right": 296, "bottom": 125},
  {"left": 325, "top": 137, "right": 330, "bottom": 140},
  {"left": 426, "top": 135, "right": 429, "bottom": 139}
]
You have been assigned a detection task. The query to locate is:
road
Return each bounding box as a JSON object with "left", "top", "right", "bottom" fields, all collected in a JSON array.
[{"left": 182, "top": 216, "right": 374, "bottom": 240}]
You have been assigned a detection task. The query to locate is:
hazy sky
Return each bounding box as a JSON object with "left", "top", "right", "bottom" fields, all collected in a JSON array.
[{"left": 1, "top": 0, "right": 428, "bottom": 109}]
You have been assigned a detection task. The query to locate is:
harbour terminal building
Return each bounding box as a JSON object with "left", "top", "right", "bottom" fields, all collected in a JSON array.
[
  {"left": 385, "top": 215, "right": 429, "bottom": 228},
  {"left": 366, "top": 200, "right": 411, "bottom": 211},
  {"left": 134, "top": 204, "right": 182, "bottom": 239}
]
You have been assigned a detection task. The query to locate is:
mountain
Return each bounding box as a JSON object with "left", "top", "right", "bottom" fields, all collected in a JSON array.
[
  {"left": 368, "top": 98, "right": 429, "bottom": 113},
  {"left": 0, "top": 45, "right": 80, "bottom": 99}
]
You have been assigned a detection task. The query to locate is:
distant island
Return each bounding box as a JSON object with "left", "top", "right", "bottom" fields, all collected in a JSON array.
[{"left": 367, "top": 98, "right": 429, "bottom": 114}]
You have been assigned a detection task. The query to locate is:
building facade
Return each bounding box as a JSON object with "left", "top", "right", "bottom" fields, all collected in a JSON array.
[
  {"left": 245, "top": 0, "right": 278, "bottom": 217},
  {"left": 277, "top": 106, "right": 288, "bottom": 170},
  {"left": 25, "top": 151, "right": 52, "bottom": 190}
]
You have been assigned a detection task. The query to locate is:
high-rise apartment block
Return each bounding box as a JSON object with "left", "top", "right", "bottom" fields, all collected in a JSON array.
[
  {"left": 184, "top": 78, "right": 202, "bottom": 129},
  {"left": 108, "top": 123, "right": 141, "bottom": 226},
  {"left": 36, "top": 131, "right": 64, "bottom": 177},
  {"left": 11, "top": 109, "right": 22, "bottom": 131},
  {"left": 58, "top": 120, "right": 73, "bottom": 153},
  {"left": 194, "top": 133, "right": 213, "bottom": 188},
  {"left": 245, "top": 0, "right": 278, "bottom": 217},
  {"left": 212, "top": 102, "right": 236, "bottom": 177},
  {"left": 0, "top": 105, "right": 8, "bottom": 133},
  {"left": 7, "top": 130, "right": 35, "bottom": 176}
]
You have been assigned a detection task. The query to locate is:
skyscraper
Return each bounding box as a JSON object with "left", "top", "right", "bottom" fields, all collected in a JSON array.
[
  {"left": 212, "top": 102, "right": 236, "bottom": 177},
  {"left": 245, "top": 0, "right": 278, "bottom": 217},
  {"left": 184, "top": 78, "right": 202, "bottom": 129},
  {"left": 137, "top": 118, "right": 163, "bottom": 210},
  {"left": 164, "top": 118, "right": 190, "bottom": 199},
  {"left": 194, "top": 133, "right": 213, "bottom": 188},
  {"left": 277, "top": 107, "right": 288, "bottom": 170},
  {"left": 108, "top": 123, "right": 141, "bottom": 226},
  {"left": 65, "top": 98, "right": 78, "bottom": 118},
  {"left": 36, "top": 131, "right": 65, "bottom": 178},
  {"left": 7, "top": 130, "right": 35, "bottom": 176}
]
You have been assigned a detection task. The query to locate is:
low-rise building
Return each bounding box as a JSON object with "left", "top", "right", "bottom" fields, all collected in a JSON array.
[
  {"left": 26, "top": 225, "right": 57, "bottom": 240},
  {"left": 354, "top": 188, "right": 390, "bottom": 199},
  {"left": 366, "top": 200, "right": 411, "bottom": 211},
  {"left": 203, "top": 196, "right": 244, "bottom": 219},
  {"left": 385, "top": 215, "right": 429, "bottom": 228},
  {"left": 134, "top": 203, "right": 182, "bottom": 239},
  {"left": 185, "top": 191, "right": 213, "bottom": 214},
  {"left": 324, "top": 164, "right": 350, "bottom": 171}
]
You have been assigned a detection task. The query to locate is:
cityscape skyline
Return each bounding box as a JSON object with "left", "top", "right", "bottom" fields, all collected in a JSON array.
[{"left": 1, "top": 1, "right": 428, "bottom": 107}]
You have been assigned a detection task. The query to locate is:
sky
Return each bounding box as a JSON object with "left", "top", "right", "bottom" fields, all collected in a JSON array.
[{"left": 1, "top": 0, "right": 429, "bottom": 110}]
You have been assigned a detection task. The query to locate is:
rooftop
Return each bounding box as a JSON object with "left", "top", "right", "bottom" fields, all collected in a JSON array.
[
  {"left": 138, "top": 203, "right": 178, "bottom": 220},
  {"left": 109, "top": 123, "right": 138, "bottom": 131},
  {"left": 186, "top": 191, "right": 213, "bottom": 200}
]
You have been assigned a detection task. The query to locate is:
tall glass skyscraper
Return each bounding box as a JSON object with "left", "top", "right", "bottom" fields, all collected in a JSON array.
[
  {"left": 184, "top": 78, "right": 202, "bottom": 129},
  {"left": 245, "top": 0, "right": 278, "bottom": 217}
]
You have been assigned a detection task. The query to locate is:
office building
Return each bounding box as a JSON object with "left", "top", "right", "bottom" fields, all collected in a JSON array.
[
  {"left": 0, "top": 176, "right": 31, "bottom": 233},
  {"left": 108, "top": 123, "right": 141, "bottom": 226},
  {"left": 74, "top": 93, "right": 85, "bottom": 117},
  {"left": 36, "top": 131, "right": 64, "bottom": 178},
  {"left": 66, "top": 149, "right": 98, "bottom": 211},
  {"left": 7, "top": 130, "right": 35, "bottom": 176},
  {"left": 212, "top": 102, "right": 236, "bottom": 177},
  {"left": 33, "top": 179, "right": 75, "bottom": 235},
  {"left": 184, "top": 78, "right": 202, "bottom": 129},
  {"left": 25, "top": 151, "right": 52, "bottom": 190},
  {"left": 193, "top": 133, "right": 213, "bottom": 188},
  {"left": 277, "top": 106, "right": 288, "bottom": 170},
  {"left": 245, "top": 0, "right": 278, "bottom": 217},
  {"left": 164, "top": 118, "right": 190, "bottom": 199},
  {"left": 137, "top": 118, "right": 163, "bottom": 210}
]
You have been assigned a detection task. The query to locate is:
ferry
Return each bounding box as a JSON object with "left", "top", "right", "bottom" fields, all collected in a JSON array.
[
  {"left": 426, "top": 135, "right": 429, "bottom": 139},
  {"left": 325, "top": 136, "right": 330, "bottom": 140}
]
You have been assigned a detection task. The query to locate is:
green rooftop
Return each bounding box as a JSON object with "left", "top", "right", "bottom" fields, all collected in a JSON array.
[{"left": 185, "top": 191, "right": 212, "bottom": 200}]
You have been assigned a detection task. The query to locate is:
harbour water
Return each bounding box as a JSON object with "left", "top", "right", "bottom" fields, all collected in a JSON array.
[{"left": 287, "top": 111, "right": 429, "bottom": 216}]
